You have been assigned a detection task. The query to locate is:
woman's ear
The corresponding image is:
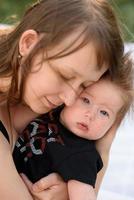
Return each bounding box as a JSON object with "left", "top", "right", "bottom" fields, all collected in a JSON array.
[{"left": 19, "top": 29, "right": 39, "bottom": 57}]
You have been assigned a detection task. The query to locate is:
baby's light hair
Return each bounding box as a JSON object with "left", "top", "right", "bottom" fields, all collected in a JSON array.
[{"left": 102, "top": 53, "right": 134, "bottom": 124}]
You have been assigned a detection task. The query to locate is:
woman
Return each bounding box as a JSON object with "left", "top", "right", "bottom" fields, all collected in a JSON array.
[{"left": 0, "top": 0, "right": 124, "bottom": 199}]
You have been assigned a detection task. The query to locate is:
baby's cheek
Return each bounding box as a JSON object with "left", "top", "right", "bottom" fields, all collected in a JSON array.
[{"left": 95, "top": 122, "right": 108, "bottom": 138}]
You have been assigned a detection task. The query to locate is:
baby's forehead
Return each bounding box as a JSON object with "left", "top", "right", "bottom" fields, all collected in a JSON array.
[
  {"left": 80, "top": 79, "right": 124, "bottom": 111},
  {"left": 82, "top": 78, "right": 118, "bottom": 92},
  {"left": 81, "top": 79, "right": 104, "bottom": 94}
]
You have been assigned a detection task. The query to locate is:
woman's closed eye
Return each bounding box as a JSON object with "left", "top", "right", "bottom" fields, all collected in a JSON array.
[
  {"left": 53, "top": 65, "right": 74, "bottom": 81},
  {"left": 60, "top": 73, "right": 71, "bottom": 80},
  {"left": 59, "top": 70, "right": 75, "bottom": 81}
]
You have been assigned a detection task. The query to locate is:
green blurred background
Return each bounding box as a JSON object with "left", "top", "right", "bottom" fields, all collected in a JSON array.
[{"left": 0, "top": 0, "right": 133, "bottom": 42}]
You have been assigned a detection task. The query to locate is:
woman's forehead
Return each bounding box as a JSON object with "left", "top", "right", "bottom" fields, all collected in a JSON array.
[{"left": 49, "top": 40, "right": 106, "bottom": 69}]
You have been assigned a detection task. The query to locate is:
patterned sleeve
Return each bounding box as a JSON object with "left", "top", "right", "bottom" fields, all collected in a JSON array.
[{"left": 13, "top": 117, "right": 49, "bottom": 175}]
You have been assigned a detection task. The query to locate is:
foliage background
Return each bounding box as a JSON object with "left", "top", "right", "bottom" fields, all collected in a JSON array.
[{"left": 0, "top": 0, "right": 134, "bottom": 41}]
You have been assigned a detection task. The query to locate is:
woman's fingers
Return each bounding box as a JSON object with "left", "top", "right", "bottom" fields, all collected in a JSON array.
[
  {"left": 32, "top": 173, "right": 63, "bottom": 192},
  {"left": 21, "top": 173, "right": 68, "bottom": 200}
]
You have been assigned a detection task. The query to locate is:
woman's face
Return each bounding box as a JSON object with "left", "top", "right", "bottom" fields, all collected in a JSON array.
[{"left": 23, "top": 33, "right": 107, "bottom": 114}]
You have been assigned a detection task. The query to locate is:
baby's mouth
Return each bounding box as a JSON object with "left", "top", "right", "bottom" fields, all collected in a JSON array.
[{"left": 76, "top": 122, "right": 88, "bottom": 131}]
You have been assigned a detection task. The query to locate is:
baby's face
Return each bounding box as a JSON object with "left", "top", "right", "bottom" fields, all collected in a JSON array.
[{"left": 60, "top": 79, "right": 124, "bottom": 140}]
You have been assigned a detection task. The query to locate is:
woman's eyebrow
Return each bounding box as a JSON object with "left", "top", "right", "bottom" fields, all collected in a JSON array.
[{"left": 51, "top": 63, "right": 75, "bottom": 74}]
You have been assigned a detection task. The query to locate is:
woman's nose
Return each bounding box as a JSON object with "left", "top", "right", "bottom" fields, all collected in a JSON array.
[
  {"left": 59, "top": 82, "right": 83, "bottom": 106},
  {"left": 59, "top": 93, "right": 76, "bottom": 106}
]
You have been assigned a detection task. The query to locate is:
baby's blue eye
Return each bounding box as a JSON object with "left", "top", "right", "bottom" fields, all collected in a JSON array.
[
  {"left": 82, "top": 97, "right": 90, "bottom": 104},
  {"left": 100, "top": 110, "right": 109, "bottom": 117}
]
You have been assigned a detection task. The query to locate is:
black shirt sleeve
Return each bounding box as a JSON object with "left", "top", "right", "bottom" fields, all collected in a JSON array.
[{"left": 47, "top": 141, "right": 103, "bottom": 187}]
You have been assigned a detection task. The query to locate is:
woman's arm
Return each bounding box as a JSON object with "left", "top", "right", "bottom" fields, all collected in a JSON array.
[
  {"left": 95, "top": 123, "right": 118, "bottom": 194},
  {"left": 67, "top": 180, "right": 96, "bottom": 200},
  {"left": 0, "top": 133, "right": 33, "bottom": 200}
]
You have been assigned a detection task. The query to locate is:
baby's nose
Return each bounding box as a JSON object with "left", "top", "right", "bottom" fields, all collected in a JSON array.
[{"left": 85, "top": 106, "right": 97, "bottom": 121}]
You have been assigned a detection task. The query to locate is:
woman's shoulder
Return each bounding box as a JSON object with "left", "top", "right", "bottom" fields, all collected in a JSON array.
[
  {"left": 0, "top": 120, "right": 10, "bottom": 143},
  {"left": 0, "top": 103, "right": 10, "bottom": 143},
  {"left": 0, "top": 120, "right": 11, "bottom": 157}
]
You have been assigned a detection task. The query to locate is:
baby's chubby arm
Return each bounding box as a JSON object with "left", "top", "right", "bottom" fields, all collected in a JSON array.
[{"left": 68, "top": 180, "right": 96, "bottom": 200}]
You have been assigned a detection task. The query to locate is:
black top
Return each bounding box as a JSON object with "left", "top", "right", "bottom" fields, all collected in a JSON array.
[
  {"left": 13, "top": 106, "right": 103, "bottom": 187},
  {"left": 0, "top": 120, "right": 10, "bottom": 142}
]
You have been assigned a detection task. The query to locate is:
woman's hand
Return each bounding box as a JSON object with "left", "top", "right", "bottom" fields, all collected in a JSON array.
[{"left": 21, "top": 173, "right": 68, "bottom": 200}]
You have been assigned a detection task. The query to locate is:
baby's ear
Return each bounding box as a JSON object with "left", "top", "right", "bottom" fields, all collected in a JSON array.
[{"left": 19, "top": 29, "right": 39, "bottom": 57}]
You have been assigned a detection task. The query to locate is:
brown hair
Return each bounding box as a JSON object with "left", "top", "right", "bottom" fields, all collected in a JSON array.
[
  {"left": 116, "top": 54, "right": 134, "bottom": 124},
  {"left": 103, "top": 53, "right": 134, "bottom": 124},
  {"left": 0, "top": 0, "right": 124, "bottom": 105}
]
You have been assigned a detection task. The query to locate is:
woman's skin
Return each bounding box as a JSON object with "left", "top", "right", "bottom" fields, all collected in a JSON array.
[
  {"left": 0, "top": 29, "right": 108, "bottom": 200},
  {"left": 95, "top": 121, "right": 118, "bottom": 192}
]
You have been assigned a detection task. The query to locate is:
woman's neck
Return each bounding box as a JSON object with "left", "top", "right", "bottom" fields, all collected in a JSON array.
[{"left": 10, "top": 104, "right": 39, "bottom": 134}]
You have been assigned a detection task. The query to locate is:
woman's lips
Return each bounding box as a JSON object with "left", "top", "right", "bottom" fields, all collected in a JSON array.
[
  {"left": 46, "top": 98, "right": 63, "bottom": 108},
  {"left": 76, "top": 122, "right": 88, "bottom": 131},
  {"left": 44, "top": 97, "right": 57, "bottom": 108}
]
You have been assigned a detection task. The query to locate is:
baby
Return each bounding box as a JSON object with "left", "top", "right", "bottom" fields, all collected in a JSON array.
[{"left": 13, "top": 58, "right": 134, "bottom": 200}]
